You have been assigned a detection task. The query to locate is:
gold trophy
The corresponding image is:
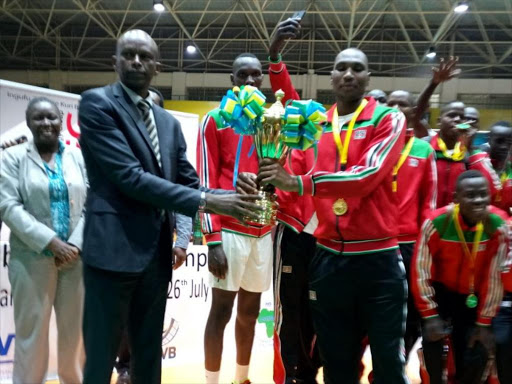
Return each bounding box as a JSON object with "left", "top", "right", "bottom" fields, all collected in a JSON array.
[
  {"left": 218, "top": 85, "right": 326, "bottom": 226},
  {"left": 244, "top": 90, "right": 288, "bottom": 226}
]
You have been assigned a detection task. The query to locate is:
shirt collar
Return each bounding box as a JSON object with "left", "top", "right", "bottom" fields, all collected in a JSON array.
[
  {"left": 27, "top": 138, "right": 65, "bottom": 154},
  {"left": 119, "top": 82, "right": 153, "bottom": 108},
  {"left": 429, "top": 133, "right": 441, "bottom": 150}
]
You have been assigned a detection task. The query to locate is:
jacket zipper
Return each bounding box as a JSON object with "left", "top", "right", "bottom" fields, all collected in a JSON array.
[
  {"left": 334, "top": 132, "right": 343, "bottom": 241},
  {"left": 444, "top": 160, "right": 451, "bottom": 207}
]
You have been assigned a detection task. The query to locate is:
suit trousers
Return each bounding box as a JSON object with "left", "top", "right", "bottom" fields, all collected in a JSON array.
[
  {"left": 8, "top": 253, "right": 84, "bottom": 384},
  {"left": 115, "top": 328, "right": 131, "bottom": 373},
  {"left": 274, "top": 225, "right": 321, "bottom": 383},
  {"left": 308, "top": 247, "right": 408, "bottom": 384},
  {"left": 82, "top": 223, "right": 172, "bottom": 384}
]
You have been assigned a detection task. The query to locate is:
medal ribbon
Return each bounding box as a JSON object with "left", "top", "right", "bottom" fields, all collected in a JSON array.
[
  {"left": 437, "top": 137, "right": 466, "bottom": 161},
  {"left": 496, "top": 169, "right": 508, "bottom": 202},
  {"left": 392, "top": 137, "right": 415, "bottom": 192},
  {"left": 331, "top": 98, "right": 368, "bottom": 168},
  {"left": 452, "top": 203, "right": 483, "bottom": 296}
]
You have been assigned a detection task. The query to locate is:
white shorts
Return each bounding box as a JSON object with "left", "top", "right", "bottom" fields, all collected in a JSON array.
[{"left": 209, "top": 231, "right": 273, "bottom": 293}]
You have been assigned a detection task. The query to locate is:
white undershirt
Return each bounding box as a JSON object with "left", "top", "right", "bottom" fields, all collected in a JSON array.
[
  {"left": 303, "top": 212, "right": 318, "bottom": 234},
  {"left": 338, "top": 113, "right": 355, "bottom": 128},
  {"left": 302, "top": 113, "right": 355, "bottom": 235}
]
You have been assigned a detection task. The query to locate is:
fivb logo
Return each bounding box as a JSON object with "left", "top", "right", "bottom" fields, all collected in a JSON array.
[
  {"left": 0, "top": 334, "right": 15, "bottom": 359},
  {"left": 161, "top": 318, "right": 178, "bottom": 360}
]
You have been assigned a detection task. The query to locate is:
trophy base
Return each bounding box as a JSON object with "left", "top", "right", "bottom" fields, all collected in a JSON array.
[{"left": 244, "top": 188, "right": 278, "bottom": 226}]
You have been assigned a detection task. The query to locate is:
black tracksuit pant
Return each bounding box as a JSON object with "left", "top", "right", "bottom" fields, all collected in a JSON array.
[
  {"left": 493, "top": 291, "right": 512, "bottom": 383},
  {"left": 308, "top": 247, "right": 408, "bottom": 384},
  {"left": 400, "top": 242, "right": 422, "bottom": 359},
  {"left": 274, "top": 225, "right": 321, "bottom": 383},
  {"left": 421, "top": 283, "right": 488, "bottom": 384}
]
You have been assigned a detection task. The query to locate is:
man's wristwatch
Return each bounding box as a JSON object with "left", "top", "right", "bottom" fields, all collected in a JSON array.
[{"left": 198, "top": 191, "right": 207, "bottom": 213}]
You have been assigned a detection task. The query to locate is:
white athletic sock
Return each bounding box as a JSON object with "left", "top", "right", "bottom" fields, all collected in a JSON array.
[
  {"left": 205, "top": 369, "right": 220, "bottom": 384},
  {"left": 234, "top": 364, "right": 249, "bottom": 383}
]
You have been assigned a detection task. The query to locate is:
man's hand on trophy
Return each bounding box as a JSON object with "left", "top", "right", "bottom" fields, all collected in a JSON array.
[
  {"left": 269, "top": 18, "right": 301, "bottom": 61},
  {"left": 205, "top": 193, "right": 263, "bottom": 224},
  {"left": 236, "top": 172, "right": 259, "bottom": 195},
  {"left": 258, "top": 158, "right": 299, "bottom": 192}
]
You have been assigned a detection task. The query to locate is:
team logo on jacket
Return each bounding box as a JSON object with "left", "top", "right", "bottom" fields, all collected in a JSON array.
[
  {"left": 408, "top": 158, "right": 419, "bottom": 167},
  {"left": 354, "top": 129, "right": 367, "bottom": 140}
]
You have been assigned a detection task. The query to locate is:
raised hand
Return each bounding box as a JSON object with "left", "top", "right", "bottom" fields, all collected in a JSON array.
[
  {"left": 432, "top": 56, "right": 461, "bottom": 85},
  {"left": 269, "top": 18, "right": 302, "bottom": 61}
]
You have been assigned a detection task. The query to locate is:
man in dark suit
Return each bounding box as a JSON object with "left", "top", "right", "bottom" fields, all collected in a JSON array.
[{"left": 78, "top": 29, "right": 261, "bottom": 384}]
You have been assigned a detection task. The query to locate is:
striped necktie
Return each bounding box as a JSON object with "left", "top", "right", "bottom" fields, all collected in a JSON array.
[{"left": 138, "top": 99, "right": 162, "bottom": 168}]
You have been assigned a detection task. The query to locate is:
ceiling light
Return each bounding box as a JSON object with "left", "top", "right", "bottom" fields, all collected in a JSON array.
[
  {"left": 186, "top": 44, "right": 197, "bottom": 54},
  {"left": 426, "top": 46, "right": 437, "bottom": 59},
  {"left": 454, "top": 1, "right": 469, "bottom": 13},
  {"left": 153, "top": 0, "right": 165, "bottom": 12}
]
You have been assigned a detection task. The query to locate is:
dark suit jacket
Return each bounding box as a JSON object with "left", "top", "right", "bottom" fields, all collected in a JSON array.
[{"left": 79, "top": 82, "right": 202, "bottom": 273}]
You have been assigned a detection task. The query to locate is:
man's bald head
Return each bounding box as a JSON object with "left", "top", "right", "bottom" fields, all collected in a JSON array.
[
  {"left": 117, "top": 29, "right": 159, "bottom": 58},
  {"left": 367, "top": 89, "right": 387, "bottom": 104},
  {"left": 334, "top": 48, "right": 369, "bottom": 70},
  {"left": 464, "top": 106, "right": 480, "bottom": 129},
  {"left": 388, "top": 90, "right": 415, "bottom": 106}
]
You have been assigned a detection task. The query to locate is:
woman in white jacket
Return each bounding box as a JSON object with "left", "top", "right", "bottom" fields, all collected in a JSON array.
[{"left": 0, "top": 97, "right": 87, "bottom": 384}]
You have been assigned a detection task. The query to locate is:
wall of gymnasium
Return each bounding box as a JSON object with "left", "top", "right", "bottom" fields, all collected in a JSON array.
[{"left": 1, "top": 69, "right": 511, "bottom": 129}]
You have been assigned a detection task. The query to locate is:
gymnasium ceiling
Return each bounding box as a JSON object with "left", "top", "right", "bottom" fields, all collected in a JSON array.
[{"left": 1, "top": 0, "right": 512, "bottom": 78}]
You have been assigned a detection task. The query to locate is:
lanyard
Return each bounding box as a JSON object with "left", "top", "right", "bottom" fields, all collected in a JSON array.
[
  {"left": 331, "top": 99, "right": 368, "bottom": 169},
  {"left": 501, "top": 171, "right": 508, "bottom": 185},
  {"left": 452, "top": 203, "right": 483, "bottom": 296},
  {"left": 437, "top": 136, "right": 465, "bottom": 161},
  {"left": 392, "top": 137, "right": 415, "bottom": 192},
  {"left": 493, "top": 161, "right": 511, "bottom": 202},
  {"left": 496, "top": 171, "right": 508, "bottom": 202}
]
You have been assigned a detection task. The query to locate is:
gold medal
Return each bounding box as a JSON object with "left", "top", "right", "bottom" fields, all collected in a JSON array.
[{"left": 333, "top": 198, "right": 348, "bottom": 216}]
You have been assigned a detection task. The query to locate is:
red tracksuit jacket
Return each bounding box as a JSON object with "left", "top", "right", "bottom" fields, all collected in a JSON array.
[
  {"left": 412, "top": 205, "right": 508, "bottom": 326},
  {"left": 269, "top": 60, "right": 406, "bottom": 254},
  {"left": 269, "top": 60, "right": 316, "bottom": 233},
  {"left": 492, "top": 160, "right": 512, "bottom": 216},
  {"left": 503, "top": 219, "right": 512, "bottom": 293},
  {"left": 196, "top": 111, "right": 272, "bottom": 245},
  {"left": 503, "top": 256, "right": 512, "bottom": 293},
  {"left": 429, "top": 134, "right": 501, "bottom": 208},
  {"left": 396, "top": 134, "right": 437, "bottom": 243}
]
